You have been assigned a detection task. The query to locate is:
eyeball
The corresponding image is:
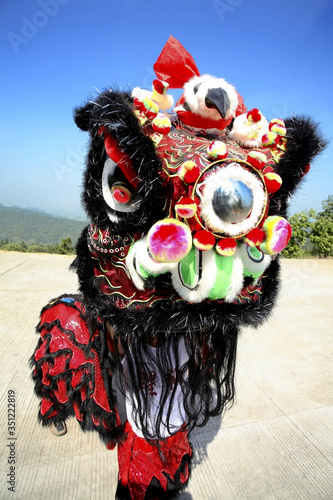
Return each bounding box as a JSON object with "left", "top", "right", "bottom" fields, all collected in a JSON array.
[
  {"left": 102, "top": 158, "right": 142, "bottom": 215},
  {"left": 111, "top": 183, "right": 132, "bottom": 204},
  {"left": 197, "top": 162, "right": 267, "bottom": 238}
]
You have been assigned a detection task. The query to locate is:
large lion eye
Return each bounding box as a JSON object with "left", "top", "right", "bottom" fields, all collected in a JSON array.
[
  {"left": 102, "top": 158, "right": 142, "bottom": 215},
  {"left": 197, "top": 162, "right": 266, "bottom": 237}
]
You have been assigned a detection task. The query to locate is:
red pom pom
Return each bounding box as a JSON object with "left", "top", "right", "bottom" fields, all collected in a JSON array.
[
  {"left": 152, "top": 114, "right": 171, "bottom": 135},
  {"left": 264, "top": 172, "right": 283, "bottom": 193},
  {"left": 175, "top": 197, "right": 197, "bottom": 218},
  {"left": 193, "top": 230, "right": 215, "bottom": 251},
  {"left": 244, "top": 228, "right": 265, "bottom": 247},
  {"left": 247, "top": 150, "right": 267, "bottom": 170},
  {"left": 142, "top": 98, "right": 159, "bottom": 119},
  {"left": 216, "top": 238, "right": 237, "bottom": 256},
  {"left": 133, "top": 97, "right": 144, "bottom": 111},
  {"left": 247, "top": 108, "right": 261, "bottom": 123},
  {"left": 178, "top": 161, "right": 201, "bottom": 184},
  {"left": 184, "top": 167, "right": 200, "bottom": 184},
  {"left": 153, "top": 79, "right": 168, "bottom": 94},
  {"left": 263, "top": 165, "right": 275, "bottom": 174},
  {"left": 207, "top": 140, "right": 228, "bottom": 160},
  {"left": 148, "top": 219, "right": 192, "bottom": 263},
  {"left": 269, "top": 119, "right": 286, "bottom": 136},
  {"left": 261, "top": 131, "right": 279, "bottom": 147}
]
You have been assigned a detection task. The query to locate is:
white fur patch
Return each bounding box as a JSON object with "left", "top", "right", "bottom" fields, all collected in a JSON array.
[
  {"left": 198, "top": 163, "right": 266, "bottom": 237},
  {"left": 229, "top": 113, "right": 269, "bottom": 148},
  {"left": 126, "top": 237, "right": 176, "bottom": 290},
  {"left": 171, "top": 249, "right": 217, "bottom": 303},
  {"left": 184, "top": 74, "right": 238, "bottom": 120},
  {"left": 238, "top": 242, "right": 271, "bottom": 277},
  {"left": 225, "top": 254, "right": 244, "bottom": 302},
  {"left": 126, "top": 241, "right": 145, "bottom": 291},
  {"left": 131, "top": 87, "right": 150, "bottom": 101}
]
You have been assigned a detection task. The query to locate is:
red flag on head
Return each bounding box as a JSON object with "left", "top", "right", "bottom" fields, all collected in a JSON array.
[{"left": 154, "top": 35, "right": 200, "bottom": 89}]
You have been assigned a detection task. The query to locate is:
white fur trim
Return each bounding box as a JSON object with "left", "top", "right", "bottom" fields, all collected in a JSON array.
[
  {"left": 184, "top": 74, "right": 238, "bottom": 120},
  {"left": 171, "top": 249, "right": 218, "bottom": 303},
  {"left": 106, "top": 210, "right": 121, "bottom": 223},
  {"left": 229, "top": 113, "right": 269, "bottom": 148},
  {"left": 126, "top": 240, "right": 146, "bottom": 291},
  {"left": 198, "top": 163, "right": 265, "bottom": 237},
  {"left": 131, "top": 87, "right": 151, "bottom": 100},
  {"left": 238, "top": 242, "right": 271, "bottom": 277},
  {"left": 225, "top": 254, "right": 244, "bottom": 302},
  {"left": 126, "top": 237, "right": 176, "bottom": 291}
]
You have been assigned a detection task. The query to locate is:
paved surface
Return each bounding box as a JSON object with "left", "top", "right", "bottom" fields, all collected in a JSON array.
[{"left": 0, "top": 251, "right": 332, "bottom": 500}]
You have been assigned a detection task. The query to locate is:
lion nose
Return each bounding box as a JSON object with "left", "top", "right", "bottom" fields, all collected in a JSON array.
[{"left": 212, "top": 180, "right": 254, "bottom": 223}]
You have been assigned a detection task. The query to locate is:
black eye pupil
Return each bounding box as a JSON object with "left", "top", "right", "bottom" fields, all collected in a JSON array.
[{"left": 193, "top": 84, "right": 200, "bottom": 94}]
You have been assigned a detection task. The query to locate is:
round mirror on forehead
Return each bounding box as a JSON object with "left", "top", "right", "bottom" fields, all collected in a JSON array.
[
  {"left": 195, "top": 161, "right": 267, "bottom": 238},
  {"left": 212, "top": 180, "right": 254, "bottom": 223}
]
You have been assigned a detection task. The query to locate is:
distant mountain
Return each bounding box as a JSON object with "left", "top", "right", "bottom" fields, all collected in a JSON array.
[
  {"left": 25, "top": 206, "right": 53, "bottom": 215},
  {"left": 0, "top": 205, "right": 88, "bottom": 246}
]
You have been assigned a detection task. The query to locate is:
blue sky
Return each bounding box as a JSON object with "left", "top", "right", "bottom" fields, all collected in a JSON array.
[{"left": 1, "top": 0, "right": 332, "bottom": 218}]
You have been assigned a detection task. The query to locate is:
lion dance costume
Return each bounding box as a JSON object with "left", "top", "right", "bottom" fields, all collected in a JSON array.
[{"left": 31, "top": 37, "right": 325, "bottom": 500}]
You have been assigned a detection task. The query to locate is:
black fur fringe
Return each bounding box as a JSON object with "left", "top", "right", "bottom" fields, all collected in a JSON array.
[{"left": 270, "top": 115, "right": 327, "bottom": 217}]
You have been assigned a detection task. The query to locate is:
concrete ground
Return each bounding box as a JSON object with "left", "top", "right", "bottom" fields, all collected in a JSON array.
[{"left": 0, "top": 251, "right": 332, "bottom": 500}]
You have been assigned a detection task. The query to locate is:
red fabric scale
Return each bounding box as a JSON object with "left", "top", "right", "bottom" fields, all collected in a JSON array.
[
  {"left": 35, "top": 298, "right": 121, "bottom": 432},
  {"left": 91, "top": 348, "right": 111, "bottom": 412},
  {"left": 40, "top": 398, "right": 56, "bottom": 417},
  {"left": 54, "top": 378, "right": 69, "bottom": 404}
]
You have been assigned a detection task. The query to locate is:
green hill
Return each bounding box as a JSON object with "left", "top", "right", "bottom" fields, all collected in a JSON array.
[{"left": 0, "top": 205, "right": 88, "bottom": 246}]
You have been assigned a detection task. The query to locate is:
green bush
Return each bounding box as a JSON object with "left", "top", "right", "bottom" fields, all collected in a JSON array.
[
  {"left": 1, "top": 242, "right": 27, "bottom": 252},
  {"left": 27, "top": 244, "right": 48, "bottom": 253},
  {"left": 0, "top": 237, "right": 75, "bottom": 255}
]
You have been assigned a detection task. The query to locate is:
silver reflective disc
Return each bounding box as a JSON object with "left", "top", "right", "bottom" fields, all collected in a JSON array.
[{"left": 212, "top": 180, "right": 253, "bottom": 223}]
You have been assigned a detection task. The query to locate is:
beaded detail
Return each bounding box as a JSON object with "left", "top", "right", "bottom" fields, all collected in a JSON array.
[{"left": 87, "top": 224, "right": 142, "bottom": 257}]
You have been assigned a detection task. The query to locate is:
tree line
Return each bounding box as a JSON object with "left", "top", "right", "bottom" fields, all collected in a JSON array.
[
  {"left": 0, "top": 237, "right": 75, "bottom": 255},
  {"left": 0, "top": 205, "right": 86, "bottom": 246},
  {"left": 282, "top": 194, "right": 333, "bottom": 258}
]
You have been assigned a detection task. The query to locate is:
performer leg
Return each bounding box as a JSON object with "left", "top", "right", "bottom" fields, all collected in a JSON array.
[{"left": 116, "top": 421, "right": 192, "bottom": 500}]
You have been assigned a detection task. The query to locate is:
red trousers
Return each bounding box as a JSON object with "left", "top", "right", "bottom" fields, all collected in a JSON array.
[{"left": 118, "top": 421, "right": 192, "bottom": 500}]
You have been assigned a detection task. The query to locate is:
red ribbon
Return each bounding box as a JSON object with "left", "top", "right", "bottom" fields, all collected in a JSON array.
[{"left": 154, "top": 35, "right": 200, "bottom": 89}]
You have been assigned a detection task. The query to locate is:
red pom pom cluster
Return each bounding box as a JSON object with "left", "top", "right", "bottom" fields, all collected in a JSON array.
[{"left": 134, "top": 94, "right": 171, "bottom": 135}]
